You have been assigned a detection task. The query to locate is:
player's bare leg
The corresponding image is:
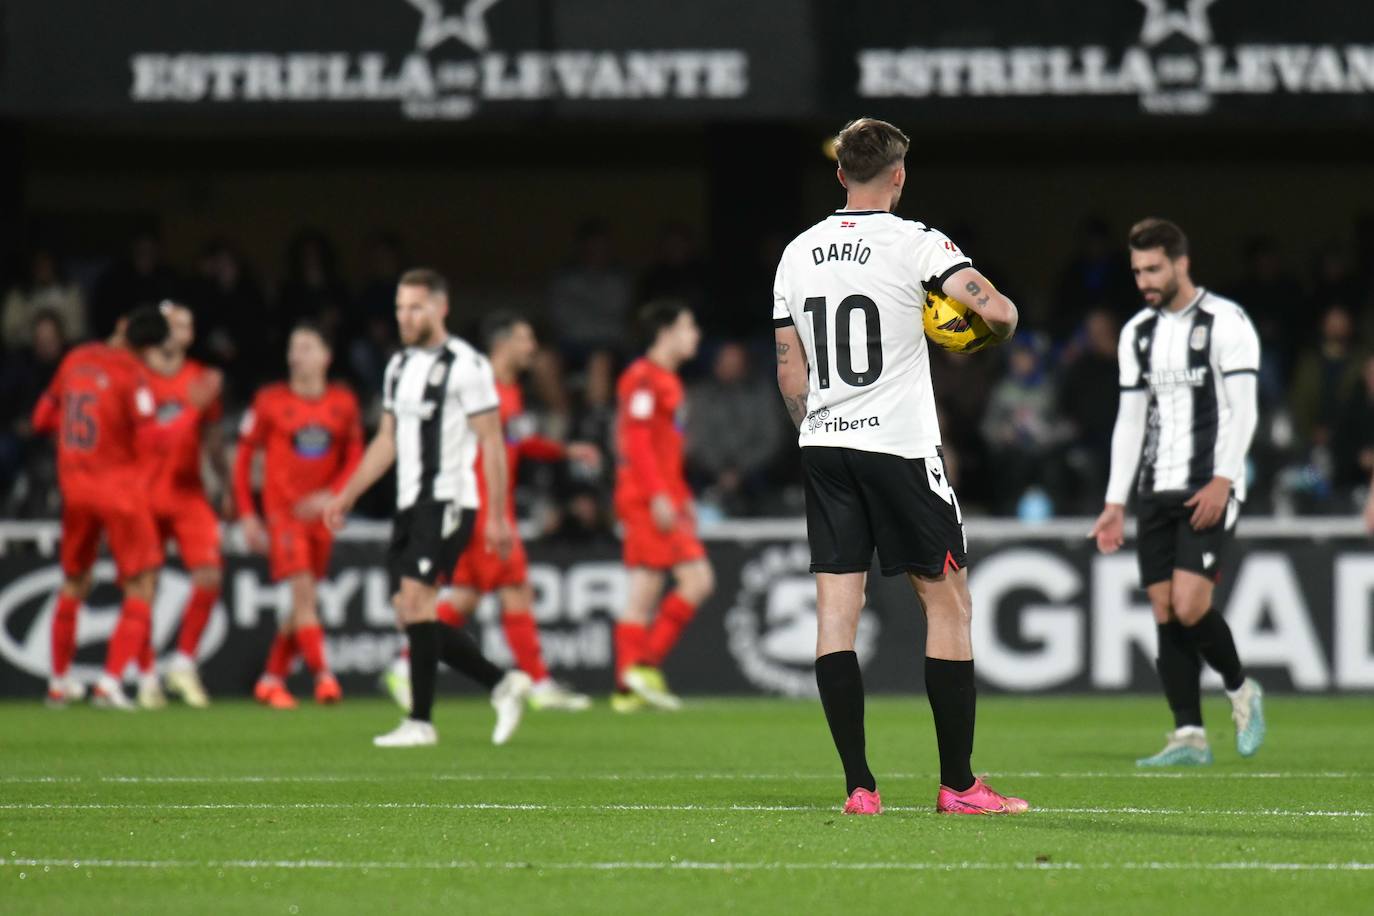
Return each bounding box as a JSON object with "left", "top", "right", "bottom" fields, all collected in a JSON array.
[
  {"left": 912, "top": 570, "right": 1027, "bottom": 814},
  {"left": 94, "top": 569, "right": 159, "bottom": 711},
  {"left": 47, "top": 572, "right": 90, "bottom": 707},
  {"left": 165, "top": 565, "right": 219, "bottom": 708},
  {"left": 814, "top": 571, "right": 880, "bottom": 814}
]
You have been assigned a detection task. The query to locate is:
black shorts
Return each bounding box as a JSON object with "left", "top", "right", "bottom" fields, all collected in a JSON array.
[
  {"left": 387, "top": 500, "right": 474, "bottom": 589},
  {"left": 801, "top": 446, "right": 967, "bottom": 578},
  {"left": 1136, "top": 490, "right": 1240, "bottom": 587}
]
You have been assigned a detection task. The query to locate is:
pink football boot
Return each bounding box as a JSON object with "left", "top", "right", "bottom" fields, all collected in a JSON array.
[
  {"left": 936, "top": 778, "right": 1029, "bottom": 815},
  {"left": 842, "top": 787, "right": 883, "bottom": 815}
]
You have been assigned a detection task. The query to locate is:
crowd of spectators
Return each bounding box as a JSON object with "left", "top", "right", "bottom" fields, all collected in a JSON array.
[{"left": 4, "top": 214, "right": 1374, "bottom": 531}]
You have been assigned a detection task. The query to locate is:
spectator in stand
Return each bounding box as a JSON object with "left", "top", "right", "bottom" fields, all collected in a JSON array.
[
  {"left": 3, "top": 249, "right": 87, "bottom": 348},
  {"left": 1227, "top": 235, "right": 1306, "bottom": 380},
  {"left": 1289, "top": 305, "right": 1364, "bottom": 451},
  {"left": 1051, "top": 217, "right": 1134, "bottom": 341},
  {"left": 546, "top": 219, "right": 633, "bottom": 366},
  {"left": 980, "top": 340, "right": 1064, "bottom": 515},
  {"left": 348, "top": 234, "right": 404, "bottom": 396},
  {"left": 0, "top": 310, "right": 67, "bottom": 514},
  {"left": 1057, "top": 309, "right": 1120, "bottom": 515},
  {"left": 685, "top": 342, "right": 782, "bottom": 516},
  {"left": 279, "top": 229, "right": 351, "bottom": 342},
  {"left": 185, "top": 239, "right": 269, "bottom": 398},
  {"left": 564, "top": 349, "right": 618, "bottom": 499},
  {"left": 89, "top": 230, "right": 181, "bottom": 338},
  {"left": 1333, "top": 354, "right": 1374, "bottom": 495},
  {"left": 640, "top": 223, "right": 706, "bottom": 309}
]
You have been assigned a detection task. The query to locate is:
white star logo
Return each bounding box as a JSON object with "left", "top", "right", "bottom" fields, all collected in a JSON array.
[
  {"left": 404, "top": 0, "right": 503, "bottom": 53},
  {"left": 1137, "top": 0, "right": 1217, "bottom": 47},
  {"left": 1202, "top": 551, "right": 1215, "bottom": 569}
]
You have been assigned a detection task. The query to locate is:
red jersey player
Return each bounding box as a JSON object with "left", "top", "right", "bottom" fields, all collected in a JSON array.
[
  {"left": 233, "top": 323, "right": 363, "bottom": 709},
  {"left": 32, "top": 306, "right": 218, "bottom": 709},
  {"left": 612, "top": 303, "right": 715, "bottom": 712},
  {"left": 381, "top": 312, "right": 597, "bottom": 713},
  {"left": 134, "top": 302, "right": 229, "bottom": 709}
]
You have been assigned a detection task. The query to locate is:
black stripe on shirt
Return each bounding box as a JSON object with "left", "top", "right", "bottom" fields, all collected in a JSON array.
[
  {"left": 1135, "top": 314, "right": 1160, "bottom": 495},
  {"left": 925, "top": 260, "right": 973, "bottom": 292},
  {"left": 417, "top": 347, "right": 457, "bottom": 503},
  {"left": 1187, "top": 307, "right": 1219, "bottom": 491},
  {"left": 774, "top": 316, "right": 795, "bottom": 329}
]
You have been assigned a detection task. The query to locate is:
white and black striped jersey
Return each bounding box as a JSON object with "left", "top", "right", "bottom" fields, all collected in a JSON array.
[
  {"left": 772, "top": 210, "right": 972, "bottom": 459},
  {"left": 383, "top": 336, "right": 499, "bottom": 511},
  {"left": 1113, "top": 289, "right": 1260, "bottom": 502}
]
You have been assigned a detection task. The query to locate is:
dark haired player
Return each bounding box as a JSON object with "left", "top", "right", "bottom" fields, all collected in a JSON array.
[
  {"left": 234, "top": 323, "right": 363, "bottom": 709},
  {"left": 32, "top": 306, "right": 219, "bottom": 709},
  {"left": 1091, "top": 217, "right": 1266, "bottom": 767},
  {"left": 611, "top": 303, "right": 715, "bottom": 712}
]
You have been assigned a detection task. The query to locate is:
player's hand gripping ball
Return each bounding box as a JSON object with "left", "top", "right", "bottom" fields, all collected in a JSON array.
[{"left": 923, "top": 291, "right": 995, "bottom": 353}]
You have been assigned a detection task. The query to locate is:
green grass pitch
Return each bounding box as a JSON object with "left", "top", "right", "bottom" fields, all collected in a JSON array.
[{"left": 2, "top": 694, "right": 1372, "bottom": 914}]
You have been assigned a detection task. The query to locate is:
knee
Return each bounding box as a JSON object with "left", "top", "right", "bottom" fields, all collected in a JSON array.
[
  {"left": 125, "top": 572, "right": 157, "bottom": 602},
  {"left": 1172, "top": 596, "right": 1209, "bottom": 626},
  {"left": 193, "top": 567, "right": 222, "bottom": 592},
  {"left": 1150, "top": 601, "right": 1174, "bottom": 625},
  {"left": 681, "top": 564, "right": 714, "bottom": 604}
]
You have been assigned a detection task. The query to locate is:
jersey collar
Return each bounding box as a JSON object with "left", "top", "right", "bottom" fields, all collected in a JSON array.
[
  {"left": 1160, "top": 287, "right": 1206, "bottom": 318},
  {"left": 831, "top": 209, "right": 889, "bottom": 217}
]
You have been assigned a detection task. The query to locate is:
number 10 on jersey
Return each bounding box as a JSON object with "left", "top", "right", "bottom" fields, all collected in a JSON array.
[{"left": 803, "top": 295, "right": 884, "bottom": 388}]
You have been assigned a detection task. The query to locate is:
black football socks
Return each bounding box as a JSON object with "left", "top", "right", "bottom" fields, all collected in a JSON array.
[
  {"left": 1185, "top": 609, "right": 1246, "bottom": 692},
  {"left": 405, "top": 621, "right": 439, "bottom": 723},
  {"left": 1156, "top": 621, "right": 1204, "bottom": 728},
  {"left": 924, "top": 658, "right": 976, "bottom": 793},
  {"left": 438, "top": 621, "right": 505, "bottom": 690},
  {"left": 815, "top": 651, "right": 877, "bottom": 795}
]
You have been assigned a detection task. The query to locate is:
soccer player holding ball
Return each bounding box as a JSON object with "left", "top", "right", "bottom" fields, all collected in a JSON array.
[
  {"left": 234, "top": 324, "right": 363, "bottom": 709},
  {"left": 1090, "top": 218, "right": 1266, "bottom": 767},
  {"left": 773, "top": 118, "right": 1024, "bottom": 815},
  {"left": 611, "top": 303, "right": 715, "bottom": 712}
]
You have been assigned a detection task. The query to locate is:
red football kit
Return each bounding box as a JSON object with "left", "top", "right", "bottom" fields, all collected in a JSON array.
[
  {"left": 451, "top": 380, "right": 564, "bottom": 592},
  {"left": 147, "top": 359, "right": 224, "bottom": 570},
  {"left": 614, "top": 357, "right": 705, "bottom": 569},
  {"left": 233, "top": 382, "right": 363, "bottom": 582},
  {"left": 32, "top": 343, "right": 168, "bottom": 580}
]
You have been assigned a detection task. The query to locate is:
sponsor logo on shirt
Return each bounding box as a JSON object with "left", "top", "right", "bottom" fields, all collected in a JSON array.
[
  {"left": 806, "top": 408, "right": 881, "bottom": 433},
  {"left": 293, "top": 424, "right": 335, "bottom": 458},
  {"left": 1145, "top": 366, "right": 1208, "bottom": 391},
  {"left": 156, "top": 400, "right": 185, "bottom": 423}
]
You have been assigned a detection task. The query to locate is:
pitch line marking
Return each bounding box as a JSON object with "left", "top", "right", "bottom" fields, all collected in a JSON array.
[
  {"left": 3, "top": 857, "right": 1373, "bottom": 873},
  {"left": 0, "top": 770, "right": 1361, "bottom": 786},
  {"left": 2, "top": 802, "right": 1368, "bottom": 818}
]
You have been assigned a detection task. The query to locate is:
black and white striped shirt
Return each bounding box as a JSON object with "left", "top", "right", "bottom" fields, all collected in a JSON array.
[
  {"left": 1107, "top": 289, "right": 1260, "bottom": 503},
  {"left": 383, "top": 336, "right": 499, "bottom": 511}
]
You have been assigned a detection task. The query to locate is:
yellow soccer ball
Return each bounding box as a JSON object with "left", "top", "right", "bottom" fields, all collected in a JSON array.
[{"left": 923, "top": 291, "right": 995, "bottom": 354}]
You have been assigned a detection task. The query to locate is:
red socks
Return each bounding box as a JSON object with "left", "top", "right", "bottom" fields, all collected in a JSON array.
[
  {"left": 435, "top": 601, "right": 467, "bottom": 628},
  {"left": 51, "top": 594, "right": 80, "bottom": 677},
  {"left": 176, "top": 587, "right": 219, "bottom": 658},
  {"left": 502, "top": 611, "right": 548, "bottom": 682},
  {"left": 263, "top": 631, "right": 298, "bottom": 680},
  {"left": 294, "top": 625, "right": 329, "bottom": 676},
  {"left": 614, "top": 622, "right": 648, "bottom": 689},
  {"left": 104, "top": 597, "right": 151, "bottom": 679},
  {"left": 643, "top": 593, "right": 697, "bottom": 667}
]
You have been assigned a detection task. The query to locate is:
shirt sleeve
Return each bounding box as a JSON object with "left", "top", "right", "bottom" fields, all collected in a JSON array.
[
  {"left": 1118, "top": 318, "right": 1145, "bottom": 390},
  {"left": 621, "top": 374, "right": 669, "bottom": 497},
  {"left": 1214, "top": 305, "right": 1261, "bottom": 376},
  {"left": 772, "top": 256, "right": 793, "bottom": 328},
  {"left": 913, "top": 225, "right": 974, "bottom": 294},
  {"left": 453, "top": 352, "right": 501, "bottom": 416},
  {"left": 232, "top": 394, "right": 267, "bottom": 518},
  {"left": 382, "top": 354, "right": 401, "bottom": 414}
]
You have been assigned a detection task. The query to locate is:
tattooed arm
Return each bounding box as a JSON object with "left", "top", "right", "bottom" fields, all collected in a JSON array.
[
  {"left": 775, "top": 324, "right": 810, "bottom": 431},
  {"left": 943, "top": 266, "right": 1018, "bottom": 340}
]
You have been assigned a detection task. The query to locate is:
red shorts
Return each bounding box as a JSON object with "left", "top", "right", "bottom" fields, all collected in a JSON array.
[
  {"left": 267, "top": 516, "right": 334, "bottom": 582},
  {"left": 154, "top": 496, "right": 222, "bottom": 570},
  {"left": 616, "top": 496, "right": 707, "bottom": 570},
  {"left": 452, "top": 526, "right": 529, "bottom": 593},
  {"left": 60, "top": 493, "right": 163, "bottom": 581}
]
